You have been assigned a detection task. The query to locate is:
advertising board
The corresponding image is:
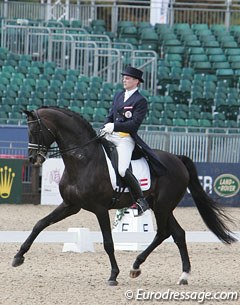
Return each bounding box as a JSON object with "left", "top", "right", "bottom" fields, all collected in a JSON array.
[
  {"left": 41, "top": 159, "right": 239, "bottom": 207},
  {"left": 181, "top": 163, "right": 239, "bottom": 206}
]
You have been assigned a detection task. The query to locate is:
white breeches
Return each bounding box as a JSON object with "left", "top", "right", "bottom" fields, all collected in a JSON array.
[{"left": 105, "top": 132, "right": 135, "bottom": 177}]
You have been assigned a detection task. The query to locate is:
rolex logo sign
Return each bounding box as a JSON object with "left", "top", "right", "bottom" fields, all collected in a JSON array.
[
  {"left": 0, "top": 159, "right": 23, "bottom": 204},
  {"left": 0, "top": 166, "right": 15, "bottom": 198}
]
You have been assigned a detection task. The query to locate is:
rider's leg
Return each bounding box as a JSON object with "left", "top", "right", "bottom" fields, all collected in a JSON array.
[
  {"left": 123, "top": 169, "right": 149, "bottom": 216},
  {"left": 117, "top": 137, "right": 149, "bottom": 216}
]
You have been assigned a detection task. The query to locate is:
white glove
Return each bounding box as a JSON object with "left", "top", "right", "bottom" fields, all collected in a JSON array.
[{"left": 102, "top": 123, "right": 114, "bottom": 134}]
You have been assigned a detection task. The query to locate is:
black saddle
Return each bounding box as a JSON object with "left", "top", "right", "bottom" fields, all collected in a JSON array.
[{"left": 100, "top": 138, "right": 119, "bottom": 178}]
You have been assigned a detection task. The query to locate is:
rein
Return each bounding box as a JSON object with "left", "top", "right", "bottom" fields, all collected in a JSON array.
[{"left": 49, "top": 133, "right": 104, "bottom": 158}]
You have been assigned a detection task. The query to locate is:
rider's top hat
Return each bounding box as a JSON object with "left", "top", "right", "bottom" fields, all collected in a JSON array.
[{"left": 121, "top": 66, "right": 144, "bottom": 83}]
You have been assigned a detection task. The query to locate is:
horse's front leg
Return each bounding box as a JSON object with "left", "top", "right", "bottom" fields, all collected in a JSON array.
[
  {"left": 12, "top": 202, "right": 81, "bottom": 267},
  {"left": 96, "top": 211, "right": 120, "bottom": 286}
]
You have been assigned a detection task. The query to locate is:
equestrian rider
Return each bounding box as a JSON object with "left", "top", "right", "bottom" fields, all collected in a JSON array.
[{"left": 101, "top": 66, "right": 150, "bottom": 216}]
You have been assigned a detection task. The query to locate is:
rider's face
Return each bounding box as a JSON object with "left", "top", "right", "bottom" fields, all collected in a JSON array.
[{"left": 122, "top": 75, "right": 139, "bottom": 91}]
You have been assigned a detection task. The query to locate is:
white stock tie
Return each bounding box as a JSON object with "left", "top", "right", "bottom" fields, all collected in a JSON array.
[{"left": 124, "top": 92, "right": 129, "bottom": 102}]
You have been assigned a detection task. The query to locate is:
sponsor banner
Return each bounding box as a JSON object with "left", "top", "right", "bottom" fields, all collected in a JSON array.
[
  {"left": 41, "top": 158, "right": 64, "bottom": 205},
  {"left": 0, "top": 159, "right": 24, "bottom": 204},
  {"left": 180, "top": 163, "right": 240, "bottom": 207},
  {"left": 150, "top": 0, "right": 170, "bottom": 25},
  {"left": 41, "top": 160, "right": 239, "bottom": 207}
]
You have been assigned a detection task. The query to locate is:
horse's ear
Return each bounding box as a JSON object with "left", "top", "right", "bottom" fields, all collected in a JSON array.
[{"left": 22, "top": 110, "right": 33, "bottom": 118}]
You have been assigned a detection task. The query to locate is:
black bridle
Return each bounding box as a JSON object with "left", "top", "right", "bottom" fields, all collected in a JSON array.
[
  {"left": 27, "top": 110, "right": 56, "bottom": 160},
  {"left": 28, "top": 110, "right": 104, "bottom": 159}
]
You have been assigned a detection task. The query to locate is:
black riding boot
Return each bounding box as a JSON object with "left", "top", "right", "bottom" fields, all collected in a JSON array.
[{"left": 123, "top": 169, "right": 149, "bottom": 216}]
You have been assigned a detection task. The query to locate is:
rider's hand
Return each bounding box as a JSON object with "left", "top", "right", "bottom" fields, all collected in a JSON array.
[{"left": 101, "top": 123, "right": 114, "bottom": 134}]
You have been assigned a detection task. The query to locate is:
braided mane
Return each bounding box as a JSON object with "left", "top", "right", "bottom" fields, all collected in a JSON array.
[{"left": 39, "top": 106, "right": 97, "bottom": 137}]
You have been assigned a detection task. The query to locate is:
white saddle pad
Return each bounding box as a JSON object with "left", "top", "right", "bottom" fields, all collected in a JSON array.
[{"left": 102, "top": 146, "right": 151, "bottom": 192}]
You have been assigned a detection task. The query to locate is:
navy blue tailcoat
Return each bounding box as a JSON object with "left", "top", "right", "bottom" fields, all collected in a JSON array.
[{"left": 104, "top": 90, "right": 167, "bottom": 176}]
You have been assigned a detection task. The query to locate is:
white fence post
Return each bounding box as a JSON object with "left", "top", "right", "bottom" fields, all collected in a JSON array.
[{"left": 62, "top": 228, "right": 94, "bottom": 253}]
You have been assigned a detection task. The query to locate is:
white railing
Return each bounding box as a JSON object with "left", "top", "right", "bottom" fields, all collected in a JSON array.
[
  {"left": 1, "top": 131, "right": 239, "bottom": 163},
  {"left": 0, "top": 23, "right": 158, "bottom": 93},
  {"left": 1, "top": 1, "right": 240, "bottom": 30},
  {"left": 139, "top": 131, "right": 240, "bottom": 163}
]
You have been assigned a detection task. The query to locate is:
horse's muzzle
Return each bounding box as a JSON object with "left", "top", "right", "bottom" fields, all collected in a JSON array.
[{"left": 29, "top": 151, "right": 46, "bottom": 166}]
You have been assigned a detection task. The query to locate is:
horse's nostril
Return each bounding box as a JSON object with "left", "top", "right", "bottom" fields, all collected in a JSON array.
[{"left": 29, "top": 157, "right": 34, "bottom": 164}]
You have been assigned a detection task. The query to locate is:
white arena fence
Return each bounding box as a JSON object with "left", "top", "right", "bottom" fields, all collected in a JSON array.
[{"left": 0, "top": 229, "right": 239, "bottom": 253}]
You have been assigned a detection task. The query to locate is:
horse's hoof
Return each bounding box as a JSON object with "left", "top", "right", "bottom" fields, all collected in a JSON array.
[
  {"left": 177, "top": 272, "right": 189, "bottom": 285},
  {"left": 12, "top": 256, "right": 25, "bottom": 267},
  {"left": 178, "top": 279, "right": 188, "bottom": 285},
  {"left": 130, "top": 268, "right": 141, "bottom": 278},
  {"left": 108, "top": 280, "right": 118, "bottom": 286}
]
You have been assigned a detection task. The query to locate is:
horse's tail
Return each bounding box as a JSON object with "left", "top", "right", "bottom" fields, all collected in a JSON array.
[{"left": 178, "top": 155, "right": 237, "bottom": 244}]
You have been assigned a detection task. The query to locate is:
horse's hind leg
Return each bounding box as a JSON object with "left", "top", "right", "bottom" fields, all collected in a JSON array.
[
  {"left": 12, "top": 202, "right": 81, "bottom": 267},
  {"left": 168, "top": 214, "right": 191, "bottom": 285},
  {"left": 130, "top": 210, "right": 171, "bottom": 278}
]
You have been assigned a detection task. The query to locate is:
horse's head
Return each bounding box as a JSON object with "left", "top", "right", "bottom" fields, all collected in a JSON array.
[{"left": 23, "top": 109, "right": 56, "bottom": 166}]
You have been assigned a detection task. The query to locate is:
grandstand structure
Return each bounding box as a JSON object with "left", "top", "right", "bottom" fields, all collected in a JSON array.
[{"left": 0, "top": 0, "right": 239, "bottom": 163}]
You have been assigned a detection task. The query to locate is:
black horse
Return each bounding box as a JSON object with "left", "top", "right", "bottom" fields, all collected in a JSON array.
[{"left": 12, "top": 107, "right": 236, "bottom": 285}]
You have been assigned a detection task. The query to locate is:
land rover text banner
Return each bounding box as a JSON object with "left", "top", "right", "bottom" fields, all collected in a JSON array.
[{"left": 180, "top": 163, "right": 240, "bottom": 207}]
